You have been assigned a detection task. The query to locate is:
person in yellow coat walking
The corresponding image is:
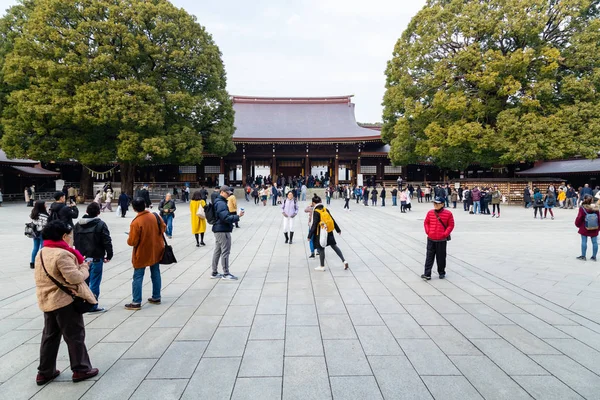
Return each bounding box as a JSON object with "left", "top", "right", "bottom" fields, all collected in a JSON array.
[{"left": 190, "top": 191, "right": 207, "bottom": 247}]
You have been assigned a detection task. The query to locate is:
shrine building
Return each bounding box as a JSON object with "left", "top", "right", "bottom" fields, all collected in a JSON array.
[{"left": 198, "top": 95, "right": 399, "bottom": 186}]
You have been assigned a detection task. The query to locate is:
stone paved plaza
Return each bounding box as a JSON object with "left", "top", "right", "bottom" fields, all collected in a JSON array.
[{"left": 1, "top": 197, "right": 600, "bottom": 399}]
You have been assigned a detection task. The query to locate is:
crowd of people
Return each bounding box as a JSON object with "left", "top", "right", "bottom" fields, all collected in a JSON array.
[{"left": 25, "top": 176, "right": 600, "bottom": 388}]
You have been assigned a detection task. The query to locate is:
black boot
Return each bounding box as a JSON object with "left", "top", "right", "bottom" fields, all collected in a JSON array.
[
  {"left": 289, "top": 232, "right": 294, "bottom": 244},
  {"left": 284, "top": 232, "right": 289, "bottom": 244},
  {"left": 30, "top": 262, "right": 34, "bottom": 269}
]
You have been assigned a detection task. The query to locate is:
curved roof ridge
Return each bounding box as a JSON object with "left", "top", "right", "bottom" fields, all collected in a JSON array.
[{"left": 232, "top": 95, "right": 353, "bottom": 105}]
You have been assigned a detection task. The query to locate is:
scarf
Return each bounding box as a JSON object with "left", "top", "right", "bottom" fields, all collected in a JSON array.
[{"left": 43, "top": 240, "right": 85, "bottom": 264}]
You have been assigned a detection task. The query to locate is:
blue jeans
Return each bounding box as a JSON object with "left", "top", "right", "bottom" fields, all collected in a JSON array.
[
  {"left": 581, "top": 235, "right": 598, "bottom": 258},
  {"left": 302, "top": 192, "right": 306, "bottom": 201},
  {"left": 85, "top": 260, "right": 103, "bottom": 310},
  {"left": 31, "top": 237, "right": 43, "bottom": 264},
  {"left": 309, "top": 234, "right": 315, "bottom": 253},
  {"left": 473, "top": 201, "right": 480, "bottom": 214},
  {"left": 392, "top": 196, "right": 397, "bottom": 206},
  {"left": 132, "top": 263, "right": 161, "bottom": 304},
  {"left": 162, "top": 214, "right": 173, "bottom": 237}
]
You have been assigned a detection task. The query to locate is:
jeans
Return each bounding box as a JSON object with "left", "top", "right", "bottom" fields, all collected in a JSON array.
[
  {"left": 473, "top": 201, "right": 480, "bottom": 214},
  {"left": 162, "top": 214, "right": 173, "bottom": 236},
  {"left": 272, "top": 196, "right": 277, "bottom": 206},
  {"left": 581, "top": 235, "right": 598, "bottom": 258},
  {"left": 464, "top": 200, "right": 469, "bottom": 211},
  {"left": 302, "top": 192, "right": 306, "bottom": 201},
  {"left": 309, "top": 234, "right": 315, "bottom": 253},
  {"left": 132, "top": 263, "right": 161, "bottom": 304},
  {"left": 85, "top": 260, "right": 103, "bottom": 309},
  {"left": 32, "top": 237, "right": 43, "bottom": 264},
  {"left": 381, "top": 198, "right": 385, "bottom": 206},
  {"left": 326, "top": 197, "right": 331, "bottom": 205}
]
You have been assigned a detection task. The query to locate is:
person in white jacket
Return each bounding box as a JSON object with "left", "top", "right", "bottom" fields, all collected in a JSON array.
[{"left": 281, "top": 191, "right": 299, "bottom": 244}]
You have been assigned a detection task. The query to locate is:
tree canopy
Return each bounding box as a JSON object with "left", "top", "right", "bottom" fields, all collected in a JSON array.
[
  {"left": 0, "top": 0, "right": 234, "bottom": 190},
  {"left": 382, "top": 0, "right": 600, "bottom": 171}
]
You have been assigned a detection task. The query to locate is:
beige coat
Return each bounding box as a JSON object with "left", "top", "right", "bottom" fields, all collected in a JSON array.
[{"left": 35, "top": 247, "right": 97, "bottom": 312}]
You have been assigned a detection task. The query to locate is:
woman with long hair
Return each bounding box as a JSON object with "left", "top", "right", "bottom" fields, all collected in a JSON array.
[
  {"left": 30, "top": 200, "right": 49, "bottom": 269},
  {"left": 190, "top": 191, "right": 207, "bottom": 246},
  {"left": 533, "top": 188, "right": 544, "bottom": 219}
]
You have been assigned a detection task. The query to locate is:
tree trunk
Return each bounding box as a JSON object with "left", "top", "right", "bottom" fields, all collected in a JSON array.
[
  {"left": 79, "top": 166, "right": 93, "bottom": 201},
  {"left": 120, "top": 162, "right": 135, "bottom": 197}
]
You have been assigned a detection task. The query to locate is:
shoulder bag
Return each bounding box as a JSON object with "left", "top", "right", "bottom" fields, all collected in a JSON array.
[
  {"left": 39, "top": 251, "right": 95, "bottom": 314},
  {"left": 154, "top": 213, "right": 177, "bottom": 264},
  {"left": 434, "top": 211, "right": 452, "bottom": 241}
]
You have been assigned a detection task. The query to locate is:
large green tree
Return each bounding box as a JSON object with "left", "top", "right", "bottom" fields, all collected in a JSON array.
[
  {"left": 383, "top": 0, "right": 600, "bottom": 171},
  {"left": 0, "top": 0, "right": 235, "bottom": 194}
]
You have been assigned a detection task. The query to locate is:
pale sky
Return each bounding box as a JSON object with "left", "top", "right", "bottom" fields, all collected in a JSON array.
[{"left": 0, "top": 0, "right": 426, "bottom": 122}]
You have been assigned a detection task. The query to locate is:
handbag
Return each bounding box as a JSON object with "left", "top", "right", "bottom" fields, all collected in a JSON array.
[
  {"left": 24, "top": 222, "right": 38, "bottom": 239},
  {"left": 434, "top": 211, "right": 451, "bottom": 241},
  {"left": 196, "top": 204, "right": 206, "bottom": 219},
  {"left": 39, "top": 251, "right": 96, "bottom": 314},
  {"left": 154, "top": 213, "right": 177, "bottom": 264}
]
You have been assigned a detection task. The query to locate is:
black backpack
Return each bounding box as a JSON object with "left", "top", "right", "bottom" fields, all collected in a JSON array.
[{"left": 204, "top": 202, "right": 218, "bottom": 225}]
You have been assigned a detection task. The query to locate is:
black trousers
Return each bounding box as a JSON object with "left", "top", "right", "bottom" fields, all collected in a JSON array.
[
  {"left": 344, "top": 199, "right": 350, "bottom": 209},
  {"left": 424, "top": 238, "right": 447, "bottom": 277},
  {"left": 39, "top": 303, "right": 92, "bottom": 376}
]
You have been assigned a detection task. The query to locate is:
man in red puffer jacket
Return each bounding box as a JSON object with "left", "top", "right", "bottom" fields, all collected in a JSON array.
[{"left": 421, "top": 197, "right": 455, "bottom": 280}]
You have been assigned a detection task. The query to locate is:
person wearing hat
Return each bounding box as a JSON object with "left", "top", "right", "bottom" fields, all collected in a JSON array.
[
  {"left": 421, "top": 196, "right": 454, "bottom": 280},
  {"left": 211, "top": 186, "right": 244, "bottom": 280}
]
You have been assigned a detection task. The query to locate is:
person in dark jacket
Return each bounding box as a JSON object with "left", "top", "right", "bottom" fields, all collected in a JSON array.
[
  {"left": 118, "top": 192, "right": 130, "bottom": 218},
  {"left": 211, "top": 186, "right": 244, "bottom": 280},
  {"left": 391, "top": 187, "right": 398, "bottom": 206},
  {"left": 158, "top": 193, "right": 176, "bottom": 238},
  {"left": 138, "top": 186, "right": 152, "bottom": 208},
  {"left": 309, "top": 196, "right": 348, "bottom": 271},
  {"left": 210, "top": 186, "right": 220, "bottom": 204},
  {"left": 49, "top": 192, "right": 79, "bottom": 229},
  {"left": 421, "top": 196, "right": 455, "bottom": 280},
  {"left": 73, "top": 202, "right": 113, "bottom": 313},
  {"left": 371, "top": 188, "right": 378, "bottom": 206},
  {"left": 523, "top": 186, "right": 532, "bottom": 208},
  {"left": 363, "top": 187, "right": 369, "bottom": 206},
  {"left": 380, "top": 186, "right": 386, "bottom": 207}
]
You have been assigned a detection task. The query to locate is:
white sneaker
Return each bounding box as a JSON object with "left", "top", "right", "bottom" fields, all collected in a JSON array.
[{"left": 314, "top": 266, "right": 326, "bottom": 271}]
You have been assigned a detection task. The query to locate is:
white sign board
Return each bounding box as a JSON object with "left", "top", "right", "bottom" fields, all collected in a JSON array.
[
  {"left": 218, "top": 174, "right": 225, "bottom": 187},
  {"left": 357, "top": 174, "right": 364, "bottom": 187},
  {"left": 55, "top": 179, "right": 65, "bottom": 191}
]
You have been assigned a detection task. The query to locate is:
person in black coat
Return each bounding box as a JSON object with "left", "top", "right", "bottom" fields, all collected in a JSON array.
[
  {"left": 139, "top": 186, "right": 152, "bottom": 208},
  {"left": 73, "top": 202, "right": 113, "bottom": 313},
  {"left": 308, "top": 196, "right": 348, "bottom": 271},
  {"left": 118, "top": 192, "right": 131, "bottom": 218},
  {"left": 49, "top": 192, "right": 79, "bottom": 229},
  {"left": 371, "top": 188, "right": 378, "bottom": 206},
  {"left": 380, "top": 187, "right": 386, "bottom": 207},
  {"left": 523, "top": 186, "right": 532, "bottom": 208}
]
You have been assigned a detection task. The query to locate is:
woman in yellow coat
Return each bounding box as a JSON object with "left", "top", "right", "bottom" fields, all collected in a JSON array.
[{"left": 190, "top": 191, "right": 207, "bottom": 246}]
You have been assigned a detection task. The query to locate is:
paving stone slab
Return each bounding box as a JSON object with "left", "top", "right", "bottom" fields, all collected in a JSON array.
[
  {"left": 182, "top": 357, "right": 241, "bottom": 400},
  {"left": 283, "top": 357, "right": 331, "bottom": 400},
  {"left": 232, "top": 377, "right": 282, "bottom": 400},
  {"left": 512, "top": 376, "right": 584, "bottom": 400},
  {"left": 330, "top": 376, "right": 383, "bottom": 400},
  {"left": 443, "top": 313, "right": 500, "bottom": 339},
  {"left": 318, "top": 314, "right": 357, "bottom": 339},
  {"left": 257, "top": 296, "right": 287, "bottom": 315},
  {"left": 421, "top": 375, "right": 484, "bottom": 400},
  {"left": 381, "top": 313, "right": 429, "bottom": 339},
  {"left": 323, "top": 339, "right": 371, "bottom": 376},
  {"left": 176, "top": 315, "right": 221, "bottom": 341},
  {"left": 249, "top": 314, "right": 286, "bottom": 340},
  {"left": 490, "top": 325, "right": 562, "bottom": 355},
  {"left": 450, "top": 355, "right": 534, "bottom": 400},
  {"left": 355, "top": 325, "right": 403, "bottom": 356},
  {"left": 239, "top": 340, "right": 284, "bottom": 377},
  {"left": 129, "top": 379, "right": 188, "bottom": 400},
  {"left": 531, "top": 355, "right": 600, "bottom": 399},
  {"left": 203, "top": 326, "right": 250, "bottom": 357},
  {"left": 399, "top": 339, "right": 460, "bottom": 376},
  {"left": 285, "top": 325, "right": 324, "bottom": 356},
  {"left": 423, "top": 325, "right": 482, "bottom": 356},
  {"left": 81, "top": 358, "right": 157, "bottom": 400},
  {"left": 148, "top": 340, "right": 207, "bottom": 379},
  {"left": 286, "top": 304, "right": 318, "bottom": 326},
  {"left": 346, "top": 304, "right": 385, "bottom": 326},
  {"left": 470, "top": 338, "right": 548, "bottom": 375},
  {"left": 368, "top": 355, "right": 433, "bottom": 400}
]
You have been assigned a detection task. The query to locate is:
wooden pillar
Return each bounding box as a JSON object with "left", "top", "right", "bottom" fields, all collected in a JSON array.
[
  {"left": 334, "top": 158, "right": 339, "bottom": 185},
  {"left": 271, "top": 144, "right": 277, "bottom": 178}
]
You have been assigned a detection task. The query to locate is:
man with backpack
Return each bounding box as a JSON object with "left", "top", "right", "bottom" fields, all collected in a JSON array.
[
  {"left": 49, "top": 191, "right": 80, "bottom": 229},
  {"left": 308, "top": 196, "right": 348, "bottom": 271},
  {"left": 282, "top": 191, "right": 299, "bottom": 244},
  {"left": 210, "top": 186, "right": 244, "bottom": 280},
  {"left": 74, "top": 202, "right": 113, "bottom": 313}
]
